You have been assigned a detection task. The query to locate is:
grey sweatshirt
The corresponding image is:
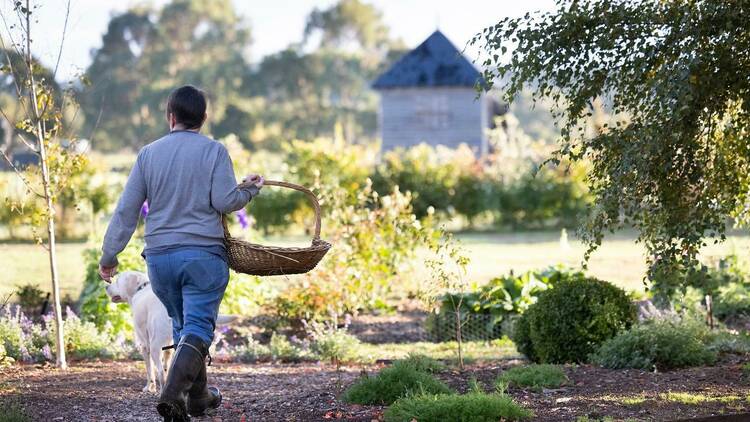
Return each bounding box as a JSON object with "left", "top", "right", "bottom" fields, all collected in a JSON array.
[{"left": 100, "top": 130, "right": 259, "bottom": 267}]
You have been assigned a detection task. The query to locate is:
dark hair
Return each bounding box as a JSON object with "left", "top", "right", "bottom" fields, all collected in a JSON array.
[{"left": 166, "top": 85, "right": 207, "bottom": 129}]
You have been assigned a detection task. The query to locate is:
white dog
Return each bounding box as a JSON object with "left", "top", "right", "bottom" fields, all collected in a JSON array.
[{"left": 106, "top": 271, "right": 174, "bottom": 393}]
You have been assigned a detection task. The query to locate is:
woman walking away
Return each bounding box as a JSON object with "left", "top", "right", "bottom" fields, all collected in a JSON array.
[{"left": 98, "top": 85, "right": 264, "bottom": 421}]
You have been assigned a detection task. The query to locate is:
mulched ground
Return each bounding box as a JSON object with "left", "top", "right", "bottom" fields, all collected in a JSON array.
[
  {"left": 2, "top": 356, "right": 748, "bottom": 421},
  {"left": 347, "top": 310, "right": 429, "bottom": 344}
]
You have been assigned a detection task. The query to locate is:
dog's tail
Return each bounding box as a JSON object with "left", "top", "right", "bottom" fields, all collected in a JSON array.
[{"left": 216, "top": 315, "right": 238, "bottom": 326}]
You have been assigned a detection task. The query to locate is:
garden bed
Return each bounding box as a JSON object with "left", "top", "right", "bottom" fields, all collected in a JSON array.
[{"left": 2, "top": 357, "right": 748, "bottom": 421}]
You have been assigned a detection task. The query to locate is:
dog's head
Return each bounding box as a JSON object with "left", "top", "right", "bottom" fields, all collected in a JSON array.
[{"left": 105, "top": 271, "right": 149, "bottom": 304}]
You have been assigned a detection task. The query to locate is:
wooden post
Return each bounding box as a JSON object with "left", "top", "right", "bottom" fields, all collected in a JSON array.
[{"left": 705, "top": 294, "right": 714, "bottom": 330}]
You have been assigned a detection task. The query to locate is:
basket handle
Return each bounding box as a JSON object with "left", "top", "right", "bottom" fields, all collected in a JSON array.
[{"left": 236, "top": 179, "right": 322, "bottom": 241}]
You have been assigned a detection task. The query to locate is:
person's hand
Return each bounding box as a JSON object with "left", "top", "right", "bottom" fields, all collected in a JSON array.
[
  {"left": 99, "top": 264, "right": 118, "bottom": 283},
  {"left": 243, "top": 174, "right": 264, "bottom": 189}
]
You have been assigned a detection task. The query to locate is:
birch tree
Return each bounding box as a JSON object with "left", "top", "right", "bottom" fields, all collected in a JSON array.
[{"left": 0, "top": 0, "right": 82, "bottom": 369}]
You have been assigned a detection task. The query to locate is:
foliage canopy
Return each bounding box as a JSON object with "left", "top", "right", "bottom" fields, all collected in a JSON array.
[{"left": 473, "top": 0, "right": 750, "bottom": 296}]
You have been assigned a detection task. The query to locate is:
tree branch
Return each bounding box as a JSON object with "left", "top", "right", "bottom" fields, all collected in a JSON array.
[
  {"left": 51, "top": 0, "right": 70, "bottom": 81},
  {"left": 40, "top": 0, "right": 71, "bottom": 120}
]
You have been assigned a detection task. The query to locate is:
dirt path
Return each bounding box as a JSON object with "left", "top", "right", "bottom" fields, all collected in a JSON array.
[
  {"left": 0, "top": 360, "right": 381, "bottom": 421},
  {"left": 2, "top": 359, "right": 748, "bottom": 421}
]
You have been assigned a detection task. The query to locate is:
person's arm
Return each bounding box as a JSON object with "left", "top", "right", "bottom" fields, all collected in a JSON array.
[
  {"left": 99, "top": 152, "right": 147, "bottom": 273},
  {"left": 210, "top": 145, "right": 260, "bottom": 213}
]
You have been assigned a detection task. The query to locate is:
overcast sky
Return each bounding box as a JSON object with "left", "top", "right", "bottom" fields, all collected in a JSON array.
[{"left": 18, "top": 0, "right": 556, "bottom": 81}]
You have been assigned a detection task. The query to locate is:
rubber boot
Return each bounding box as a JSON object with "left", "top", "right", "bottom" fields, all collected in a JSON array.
[
  {"left": 186, "top": 357, "right": 222, "bottom": 416},
  {"left": 156, "top": 335, "right": 207, "bottom": 422}
]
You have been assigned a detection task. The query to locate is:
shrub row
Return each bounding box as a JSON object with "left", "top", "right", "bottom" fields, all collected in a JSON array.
[
  {"left": 239, "top": 141, "right": 592, "bottom": 233},
  {"left": 504, "top": 264, "right": 750, "bottom": 370}
]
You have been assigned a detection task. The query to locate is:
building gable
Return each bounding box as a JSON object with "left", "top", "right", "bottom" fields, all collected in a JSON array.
[{"left": 372, "top": 30, "right": 483, "bottom": 89}]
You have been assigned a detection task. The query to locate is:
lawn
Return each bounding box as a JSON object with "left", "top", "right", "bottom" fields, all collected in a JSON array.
[
  {"left": 459, "top": 229, "right": 750, "bottom": 292},
  {"left": 0, "top": 242, "right": 91, "bottom": 301},
  {"left": 2, "top": 229, "right": 749, "bottom": 301}
]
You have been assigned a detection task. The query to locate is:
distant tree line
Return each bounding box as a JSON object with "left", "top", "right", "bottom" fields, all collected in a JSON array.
[{"left": 76, "top": 0, "right": 407, "bottom": 152}]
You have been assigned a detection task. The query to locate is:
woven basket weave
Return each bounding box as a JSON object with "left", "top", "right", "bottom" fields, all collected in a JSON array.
[{"left": 222, "top": 180, "right": 331, "bottom": 276}]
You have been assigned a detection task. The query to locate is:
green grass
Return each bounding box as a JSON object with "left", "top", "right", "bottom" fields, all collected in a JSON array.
[
  {"left": 0, "top": 402, "right": 30, "bottom": 422},
  {"left": 659, "top": 392, "right": 744, "bottom": 405},
  {"left": 0, "top": 242, "right": 90, "bottom": 300},
  {"left": 455, "top": 230, "right": 750, "bottom": 292},
  {"left": 621, "top": 395, "right": 648, "bottom": 406},
  {"left": 496, "top": 364, "right": 567, "bottom": 391},
  {"left": 605, "top": 392, "right": 748, "bottom": 407},
  {"left": 343, "top": 360, "right": 452, "bottom": 405},
  {"left": 3, "top": 230, "right": 750, "bottom": 303},
  {"left": 384, "top": 392, "right": 532, "bottom": 422}
]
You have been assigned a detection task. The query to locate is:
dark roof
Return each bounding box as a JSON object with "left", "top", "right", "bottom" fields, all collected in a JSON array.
[{"left": 372, "top": 30, "right": 483, "bottom": 89}]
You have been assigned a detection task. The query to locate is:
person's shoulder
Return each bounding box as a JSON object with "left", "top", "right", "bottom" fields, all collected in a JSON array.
[
  {"left": 141, "top": 133, "right": 173, "bottom": 150},
  {"left": 200, "top": 135, "right": 228, "bottom": 155}
]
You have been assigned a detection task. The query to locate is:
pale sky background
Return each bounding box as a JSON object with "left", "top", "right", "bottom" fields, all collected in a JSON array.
[{"left": 14, "top": 0, "right": 557, "bottom": 81}]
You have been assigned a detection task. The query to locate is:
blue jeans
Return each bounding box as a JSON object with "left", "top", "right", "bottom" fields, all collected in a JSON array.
[{"left": 146, "top": 248, "right": 230, "bottom": 345}]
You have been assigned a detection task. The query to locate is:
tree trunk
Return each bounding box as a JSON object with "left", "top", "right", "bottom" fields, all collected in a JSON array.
[
  {"left": 39, "top": 151, "right": 67, "bottom": 369},
  {"left": 454, "top": 309, "right": 464, "bottom": 370},
  {"left": 26, "top": 0, "right": 66, "bottom": 369}
]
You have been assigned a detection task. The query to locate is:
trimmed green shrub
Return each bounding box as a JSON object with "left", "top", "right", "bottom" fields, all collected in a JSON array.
[
  {"left": 590, "top": 318, "right": 718, "bottom": 370},
  {"left": 497, "top": 364, "right": 567, "bottom": 391},
  {"left": 384, "top": 392, "right": 533, "bottom": 422},
  {"left": 343, "top": 360, "right": 452, "bottom": 405},
  {"left": 513, "top": 277, "right": 636, "bottom": 363},
  {"left": 512, "top": 312, "right": 534, "bottom": 362}
]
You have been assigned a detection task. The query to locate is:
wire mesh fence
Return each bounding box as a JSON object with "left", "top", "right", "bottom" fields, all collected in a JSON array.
[
  {"left": 424, "top": 312, "right": 506, "bottom": 342},
  {"left": 245, "top": 310, "right": 509, "bottom": 344}
]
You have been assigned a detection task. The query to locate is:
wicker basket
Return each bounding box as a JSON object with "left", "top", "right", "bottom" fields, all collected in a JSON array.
[{"left": 222, "top": 180, "right": 331, "bottom": 276}]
